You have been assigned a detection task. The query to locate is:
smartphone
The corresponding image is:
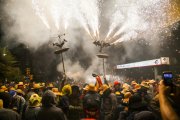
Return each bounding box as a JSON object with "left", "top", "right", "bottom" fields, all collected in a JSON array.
[{"left": 163, "top": 71, "right": 173, "bottom": 86}]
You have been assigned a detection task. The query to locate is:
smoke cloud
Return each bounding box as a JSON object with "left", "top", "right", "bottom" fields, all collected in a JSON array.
[{"left": 1, "top": 0, "right": 179, "bottom": 82}]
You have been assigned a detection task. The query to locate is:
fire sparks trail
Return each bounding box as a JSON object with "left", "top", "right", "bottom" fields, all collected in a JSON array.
[
  {"left": 32, "top": 0, "right": 50, "bottom": 29},
  {"left": 30, "top": 0, "right": 179, "bottom": 44}
]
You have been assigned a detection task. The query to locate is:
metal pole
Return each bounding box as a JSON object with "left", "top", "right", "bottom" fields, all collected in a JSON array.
[
  {"left": 103, "top": 58, "right": 105, "bottom": 78},
  {"left": 61, "top": 53, "right": 66, "bottom": 74},
  {"left": 154, "top": 67, "right": 158, "bottom": 80}
]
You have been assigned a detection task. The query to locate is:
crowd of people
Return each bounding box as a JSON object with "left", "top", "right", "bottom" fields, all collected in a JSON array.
[{"left": 0, "top": 75, "right": 179, "bottom": 120}]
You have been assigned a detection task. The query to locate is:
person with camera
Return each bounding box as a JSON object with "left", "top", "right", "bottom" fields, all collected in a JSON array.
[{"left": 159, "top": 80, "right": 180, "bottom": 120}]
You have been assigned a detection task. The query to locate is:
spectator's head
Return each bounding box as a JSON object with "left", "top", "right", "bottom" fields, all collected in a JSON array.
[
  {"left": 62, "top": 84, "right": 72, "bottom": 96},
  {"left": 0, "top": 92, "right": 12, "bottom": 108},
  {"left": 17, "top": 82, "right": 24, "bottom": 90},
  {"left": 128, "top": 94, "right": 147, "bottom": 111},
  {"left": 99, "top": 84, "right": 109, "bottom": 93},
  {"left": 99, "top": 84, "right": 110, "bottom": 96},
  {"left": 131, "top": 81, "right": 137, "bottom": 89},
  {"left": 31, "top": 83, "right": 43, "bottom": 94},
  {"left": 52, "top": 88, "right": 62, "bottom": 96},
  {"left": 148, "top": 80, "right": 156, "bottom": 85},
  {"left": 9, "top": 90, "right": 16, "bottom": 97},
  {"left": 71, "top": 85, "right": 80, "bottom": 96},
  {"left": 29, "top": 93, "right": 41, "bottom": 107},
  {"left": 123, "top": 92, "right": 132, "bottom": 103},
  {"left": 122, "top": 83, "right": 130, "bottom": 90},
  {"left": 83, "top": 84, "right": 89, "bottom": 94},
  {"left": 42, "top": 90, "right": 56, "bottom": 107},
  {"left": 133, "top": 84, "right": 141, "bottom": 93},
  {"left": 114, "top": 80, "right": 121, "bottom": 91},
  {"left": 140, "top": 81, "right": 150, "bottom": 89},
  {"left": 16, "top": 89, "right": 25, "bottom": 96},
  {"left": 0, "top": 86, "right": 8, "bottom": 92},
  {"left": 88, "top": 84, "right": 97, "bottom": 92}
]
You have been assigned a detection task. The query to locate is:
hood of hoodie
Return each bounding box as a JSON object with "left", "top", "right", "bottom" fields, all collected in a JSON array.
[{"left": 42, "top": 90, "right": 56, "bottom": 107}]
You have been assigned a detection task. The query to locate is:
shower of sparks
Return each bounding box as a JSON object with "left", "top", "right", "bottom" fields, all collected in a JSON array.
[
  {"left": 32, "top": 0, "right": 50, "bottom": 29},
  {"left": 31, "top": 0, "right": 180, "bottom": 44}
]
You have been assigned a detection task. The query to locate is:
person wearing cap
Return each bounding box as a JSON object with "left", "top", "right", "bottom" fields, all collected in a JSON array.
[
  {"left": 10, "top": 88, "right": 26, "bottom": 117},
  {"left": 147, "top": 80, "right": 157, "bottom": 98},
  {"left": 17, "top": 82, "right": 25, "bottom": 91},
  {"left": 37, "top": 90, "right": 67, "bottom": 120},
  {"left": 83, "top": 84, "right": 100, "bottom": 119},
  {"left": 80, "top": 84, "right": 89, "bottom": 100},
  {"left": 137, "top": 81, "right": 151, "bottom": 104},
  {"left": 68, "top": 85, "right": 83, "bottom": 120},
  {"left": 31, "top": 83, "right": 44, "bottom": 97},
  {"left": 122, "top": 92, "right": 132, "bottom": 105},
  {"left": 24, "top": 94, "right": 41, "bottom": 120},
  {"left": 16, "top": 89, "right": 25, "bottom": 97},
  {"left": 99, "top": 84, "right": 117, "bottom": 120},
  {"left": 0, "top": 90, "right": 12, "bottom": 109},
  {"left": 113, "top": 81, "right": 123, "bottom": 92},
  {"left": 59, "top": 84, "right": 72, "bottom": 117},
  {"left": 133, "top": 84, "right": 141, "bottom": 93},
  {"left": 52, "top": 87, "right": 62, "bottom": 105},
  {"left": 1, "top": 86, "right": 8, "bottom": 92},
  {"left": 131, "top": 81, "right": 138, "bottom": 90},
  {"left": 113, "top": 81, "right": 124, "bottom": 108},
  {"left": 119, "top": 94, "right": 149, "bottom": 120},
  {"left": 0, "top": 99, "right": 21, "bottom": 120}
]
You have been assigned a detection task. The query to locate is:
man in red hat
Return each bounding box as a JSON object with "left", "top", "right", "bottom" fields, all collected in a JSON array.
[
  {"left": 113, "top": 80, "right": 123, "bottom": 95},
  {"left": 112, "top": 81, "right": 124, "bottom": 119}
]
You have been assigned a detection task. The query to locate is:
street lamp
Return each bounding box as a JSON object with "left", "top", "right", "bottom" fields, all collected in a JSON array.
[{"left": 3, "top": 47, "right": 7, "bottom": 56}]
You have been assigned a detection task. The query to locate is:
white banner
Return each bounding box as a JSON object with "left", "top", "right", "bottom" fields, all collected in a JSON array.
[{"left": 117, "top": 57, "right": 170, "bottom": 69}]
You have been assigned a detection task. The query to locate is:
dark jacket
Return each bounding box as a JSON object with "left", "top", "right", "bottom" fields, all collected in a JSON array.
[
  {"left": 0, "top": 108, "right": 20, "bottom": 120},
  {"left": 24, "top": 107, "right": 40, "bottom": 120},
  {"left": 101, "top": 88, "right": 117, "bottom": 113},
  {"left": 37, "top": 105, "right": 67, "bottom": 120},
  {"left": 37, "top": 90, "right": 67, "bottom": 120}
]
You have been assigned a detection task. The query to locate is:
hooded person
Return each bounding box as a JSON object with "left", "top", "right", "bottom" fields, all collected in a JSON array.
[
  {"left": 37, "top": 90, "right": 67, "bottom": 120},
  {"left": 24, "top": 94, "right": 41, "bottom": 120}
]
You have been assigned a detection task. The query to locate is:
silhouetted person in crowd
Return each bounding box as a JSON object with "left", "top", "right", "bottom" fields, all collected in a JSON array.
[
  {"left": 0, "top": 99, "right": 20, "bottom": 120},
  {"left": 24, "top": 94, "right": 41, "bottom": 120},
  {"left": 37, "top": 90, "right": 67, "bottom": 120},
  {"left": 83, "top": 84, "right": 101, "bottom": 119}
]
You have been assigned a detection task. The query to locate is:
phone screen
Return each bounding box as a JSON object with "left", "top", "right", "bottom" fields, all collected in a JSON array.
[{"left": 163, "top": 72, "right": 173, "bottom": 86}]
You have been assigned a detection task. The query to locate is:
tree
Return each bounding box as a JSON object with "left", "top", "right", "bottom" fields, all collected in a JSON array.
[{"left": 0, "top": 47, "right": 23, "bottom": 83}]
